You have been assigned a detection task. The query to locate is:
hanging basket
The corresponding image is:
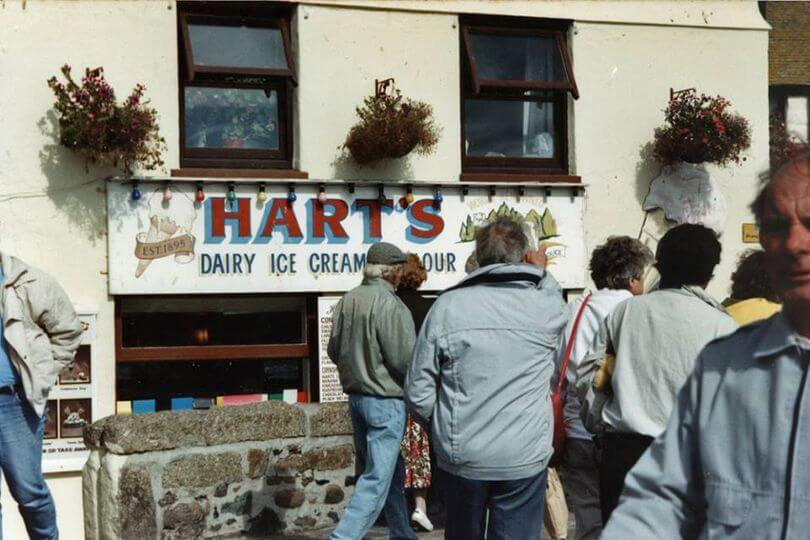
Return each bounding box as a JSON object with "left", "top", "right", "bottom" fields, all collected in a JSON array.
[{"left": 343, "top": 79, "right": 439, "bottom": 165}]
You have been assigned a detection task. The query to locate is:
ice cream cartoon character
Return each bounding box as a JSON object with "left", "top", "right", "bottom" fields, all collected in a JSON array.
[{"left": 134, "top": 185, "right": 197, "bottom": 277}]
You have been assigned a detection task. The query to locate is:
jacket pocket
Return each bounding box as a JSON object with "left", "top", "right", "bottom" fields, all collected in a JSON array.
[{"left": 704, "top": 483, "right": 752, "bottom": 538}]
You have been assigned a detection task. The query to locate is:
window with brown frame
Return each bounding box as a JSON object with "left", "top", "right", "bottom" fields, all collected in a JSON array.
[
  {"left": 115, "top": 295, "right": 319, "bottom": 407},
  {"left": 178, "top": 2, "right": 296, "bottom": 169},
  {"left": 460, "top": 17, "right": 578, "bottom": 177}
]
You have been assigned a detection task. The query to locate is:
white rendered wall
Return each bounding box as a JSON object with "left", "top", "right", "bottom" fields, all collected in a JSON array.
[
  {"left": 0, "top": 1, "right": 177, "bottom": 538},
  {"left": 0, "top": 1, "right": 767, "bottom": 538}
]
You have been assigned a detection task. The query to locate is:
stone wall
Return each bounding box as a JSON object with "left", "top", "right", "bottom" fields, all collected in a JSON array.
[{"left": 83, "top": 402, "right": 355, "bottom": 539}]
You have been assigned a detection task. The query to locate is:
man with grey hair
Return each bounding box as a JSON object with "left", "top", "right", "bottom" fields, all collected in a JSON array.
[
  {"left": 406, "top": 217, "right": 568, "bottom": 539},
  {"left": 603, "top": 150, "right": 810, "bottom": 538},
  {"left": 328, "top": 242, "right": 417, "bottom": 540}
]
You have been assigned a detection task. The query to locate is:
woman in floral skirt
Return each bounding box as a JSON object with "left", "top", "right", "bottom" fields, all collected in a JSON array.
[{"left": 397, "top": 254, "right": 434, "bottom": 532}]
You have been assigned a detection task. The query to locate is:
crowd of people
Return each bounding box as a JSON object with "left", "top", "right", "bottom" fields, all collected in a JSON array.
[{"left": 326, "top": 149, "right": 810, "bottom": 540}]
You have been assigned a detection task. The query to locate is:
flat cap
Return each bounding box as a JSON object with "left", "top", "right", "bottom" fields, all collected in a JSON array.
[{"left": 366, "top": 242, "right": 406, "bottom": 265}]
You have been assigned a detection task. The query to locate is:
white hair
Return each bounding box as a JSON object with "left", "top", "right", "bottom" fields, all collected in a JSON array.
[{"left": 364, "top": 263, "right": 402, "bottom": 280}]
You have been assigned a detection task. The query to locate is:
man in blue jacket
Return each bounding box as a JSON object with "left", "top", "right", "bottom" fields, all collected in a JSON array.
[
  {"left": 602, "top": 150, "right": 810, "bottom": 538},
  {"left": 406, "top": 217, "right": 568, "bottom": 540}
]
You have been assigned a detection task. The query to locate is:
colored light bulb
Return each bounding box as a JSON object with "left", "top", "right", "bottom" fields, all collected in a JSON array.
[
  {"left": 318, "top": 191, "right": 328, "bottom": 204},
  {"left": 131, "top": 186, "right": 141, "bottom": 201},
  {"left": 287, "top": 191, "right": 297, "bottom": 203},
  {"left": 163, "top": 185, "right": 173, "bottom": 202},
  {"left": 405, "top": 192, "right": 415, "bottom": 204},
  {"left": 195, "top": 186, "right": 205, "bottom": 203},
  {"left": 257, "top": 185, "right": 267, "bottom": 204}
]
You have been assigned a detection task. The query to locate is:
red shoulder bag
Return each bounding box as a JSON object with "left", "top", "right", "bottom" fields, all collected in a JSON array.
[{"left": 550, "top": 292, "right": 592, "bottom": 467}]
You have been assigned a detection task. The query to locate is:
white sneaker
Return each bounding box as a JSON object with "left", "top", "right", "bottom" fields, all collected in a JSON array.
[{"left": 411, "top": 508, "right": 434, "bottom": 532}]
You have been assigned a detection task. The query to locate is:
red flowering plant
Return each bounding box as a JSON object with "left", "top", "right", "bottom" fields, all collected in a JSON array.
[
  {"left": 47, "top": 65, "right": 166, "bottom": 175},
  {"left": 769, "top": 114, "right": 807, "bottom": 169},
  {"left": 652, "top": 89, "right": 751, "bottom": 167}
]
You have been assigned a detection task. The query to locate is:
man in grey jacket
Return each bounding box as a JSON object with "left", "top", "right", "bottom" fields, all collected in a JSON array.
[
  {"left": 406, "top": 217, "right": 568, "bottom": 540},
  {"left": 602, "top": 151, "right": 810, "bottom": 538},
  {"left": 327, "top": 242, "right": 417, "bottom": 540},
  {"left": 0, "top": 253, "right": 83, "bottom": 540}
]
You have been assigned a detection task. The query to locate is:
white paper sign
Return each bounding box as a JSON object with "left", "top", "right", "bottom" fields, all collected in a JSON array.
[
  {"left": 318, "top": 296, "right": 348, "bottom": 403},
  {"left": 107, "top": 182, "right": 586, "bottom": 293}
]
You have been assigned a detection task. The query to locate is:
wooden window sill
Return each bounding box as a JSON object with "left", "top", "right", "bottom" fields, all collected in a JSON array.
[
  {"left": 171, "top": 168, "right": 309, "bottom": 179},
  {"left": 459, "top": 172, "right": 581, "bottom": 184}
]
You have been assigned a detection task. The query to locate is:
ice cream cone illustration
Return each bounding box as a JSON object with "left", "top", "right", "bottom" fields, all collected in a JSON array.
[{"left": 134, "top": 186, "right": 197, "bottom": 278}]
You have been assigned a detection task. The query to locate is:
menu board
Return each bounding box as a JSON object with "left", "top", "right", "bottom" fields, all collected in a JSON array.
[
  {"left": 317, "top": 296, "right": 348, "bottom": 403},
  {"left": 42, "top": 307, "right": 97, "bottom": 473}
]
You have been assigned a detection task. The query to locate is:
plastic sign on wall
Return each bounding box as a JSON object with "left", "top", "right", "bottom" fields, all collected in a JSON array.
[{"left": 107, "top": 182, "right": 587, "bottom": 293}]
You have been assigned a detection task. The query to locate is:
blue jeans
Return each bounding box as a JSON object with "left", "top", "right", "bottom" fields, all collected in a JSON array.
[
  {"left": 330, "top": 394, "right": 416, "bottom": 540},
  {"left": 442, "top": 468, "right": 548, "bottom": 540},
  {"left": 0, "top": 390, "right": 58, "bottom": 540}
]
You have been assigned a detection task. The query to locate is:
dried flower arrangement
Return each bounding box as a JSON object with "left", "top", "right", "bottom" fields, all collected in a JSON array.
[
  {"left": 652, "top": 89, "right": 751, "bottom": 167},
  {"left": 344, "top": 81, "right": 439, "bottom": 165},
  {"left": 47, "top": 65, "right": 166, "bottom": 174}
]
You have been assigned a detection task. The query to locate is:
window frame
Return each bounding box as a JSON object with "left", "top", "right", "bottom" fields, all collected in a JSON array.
[
  {"left": 178, "top": 4, "right": 296, "bottom": 170},
  {"left": 460, "top": 17, "right": 576, "bottom": 177},
  {"left": 114, "top": 294, "right": 310, "bottom": 363},
  {"left": 461, "top": 25, "right": 579, "bottom": 98}
]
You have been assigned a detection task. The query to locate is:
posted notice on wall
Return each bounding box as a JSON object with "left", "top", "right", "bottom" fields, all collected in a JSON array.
[
  {"left": 107, "top": 181, "right": 587, "bottom": 294},
  {"left": 42, "top": 308, "right": 97, "bottom": 473},
  {"left": 318, "top": 296, "right": 348, "bottom": 403}
]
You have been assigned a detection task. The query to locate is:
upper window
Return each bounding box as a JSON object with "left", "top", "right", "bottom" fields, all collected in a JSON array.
[
  {"left": 178, "top": 2, "right": 296, "bottom": 169},
  {"left": 460, "top": 18, "right": 578, "bottom": 176}
]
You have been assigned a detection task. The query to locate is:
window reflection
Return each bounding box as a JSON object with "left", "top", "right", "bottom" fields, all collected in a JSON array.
[
  {"left": 184, "top": 87, "right": 279, "bottom": 150},
  {"left": 188, "top": 23, "right": 288, "bottom": 70},
  {"left": 470, "top": 34, "right": 565, "bottom": 82},
  {"left": 464, "top": 100, "right": 555, "bottom": 158}
]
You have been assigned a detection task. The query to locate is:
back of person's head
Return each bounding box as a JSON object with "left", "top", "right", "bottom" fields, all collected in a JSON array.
[
  {"left": 655, "top": 224, "right": 721, "bottom": 288},
  {"left": 730, "top": 249, "right": 778, "bottom": 302},
  {"left": 475, "top": 217, "right": 528, "bottom": 267},
  {"left": 590, "top": 236, "right": 654, "bottom": 290},
  {"left": 399, "top": 253, "right": 428, "bottom": 290}
]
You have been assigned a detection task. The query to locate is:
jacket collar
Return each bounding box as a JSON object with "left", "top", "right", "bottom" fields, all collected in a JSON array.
[
  {"left": 362, "top": 276, "right": 395, "bottom": 293},
  {"left": 0, "top": 253, "right": 32, "bottom": 288},
  {"left": 455, "top": 263, "right": 546, "bottom": 287},
  {"left": 753, "top": 313, "right": 810, "bottom": 360}
]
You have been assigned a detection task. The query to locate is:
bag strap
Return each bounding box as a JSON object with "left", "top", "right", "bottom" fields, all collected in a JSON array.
[
  {"left": 554, "top": 292, "right": 593, "bottom": 398},
  {"left": 442, "top": 271, "right": 543, "bottom": 294}
]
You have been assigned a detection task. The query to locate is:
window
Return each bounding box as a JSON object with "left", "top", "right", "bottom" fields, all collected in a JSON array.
[
  {"left": 460, "top": 18, "right": 578, "bottom": 177},
  {"left": 770, "top": 85, "right": 810, "bottom": 142},
  {"left": 178, "top": 2, "right": 296, "bottom": 169},
  {"left": 115, "top": 295, "right": 317, "bottom": 406}
]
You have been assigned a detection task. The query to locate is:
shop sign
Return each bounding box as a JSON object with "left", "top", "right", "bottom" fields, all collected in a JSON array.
[{"left": 107, "top": 182, "right": 586, "bottom": 293}]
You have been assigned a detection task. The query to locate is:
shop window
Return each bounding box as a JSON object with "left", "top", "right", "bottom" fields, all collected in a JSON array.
[
  {"left": 115, "top": 295, "right": 315, "bottom": 406},
  {"left": 178, "top": 2, "right": 296, "bottom": 169},
  {"left": 460, "top": 17, "right": 578, "bottom": 176}
]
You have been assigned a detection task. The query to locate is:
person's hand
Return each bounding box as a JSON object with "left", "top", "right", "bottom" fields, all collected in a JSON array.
[{"left": 523, "top": 248, "right": 547, "bottom": 268}]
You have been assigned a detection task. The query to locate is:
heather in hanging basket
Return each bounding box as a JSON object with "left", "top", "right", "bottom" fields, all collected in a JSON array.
[
  {"left": 47, "top": 64, "right": 166, "bottom": 175},
  {"left": 652, "top": 89, "right": 750, "bottom": 167},
  {"left": 344, "top": 89, "right": 439, "bottom": 165}
]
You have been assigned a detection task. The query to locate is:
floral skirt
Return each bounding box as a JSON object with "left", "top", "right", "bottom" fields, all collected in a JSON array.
[{"left": 401, "top": 415, "right": 431, "bottom": 489}]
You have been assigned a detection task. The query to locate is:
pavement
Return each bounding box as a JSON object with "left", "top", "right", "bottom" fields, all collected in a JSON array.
[{"left": 270, "top": 515, "right": 577, "bottom": 539}]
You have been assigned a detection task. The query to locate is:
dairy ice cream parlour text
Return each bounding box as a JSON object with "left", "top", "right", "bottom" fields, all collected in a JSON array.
[{"left": 198, "top": 196, "right": 457, "bottom": 277}]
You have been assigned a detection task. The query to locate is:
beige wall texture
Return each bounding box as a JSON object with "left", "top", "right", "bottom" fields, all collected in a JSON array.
[{"left": 0, "top": 1, "right": 767, "bottom": 538}]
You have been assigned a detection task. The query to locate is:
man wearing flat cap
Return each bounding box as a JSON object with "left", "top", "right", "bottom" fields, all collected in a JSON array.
[{"left": 328, "top": 242, "right": 417, "bottom": 540}]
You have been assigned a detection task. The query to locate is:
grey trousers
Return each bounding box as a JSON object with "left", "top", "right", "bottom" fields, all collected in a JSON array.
[{"left": 560, "top": 439, "right": 602, "bottom": 540}]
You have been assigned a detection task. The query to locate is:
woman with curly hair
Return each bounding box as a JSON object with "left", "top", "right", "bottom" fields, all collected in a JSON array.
[
  {"left": 555, "top": 235, "right": 653, "bottom": 540},
  {"left": 724, "top": 249, "right": 781, "bottom": 325},
  {"left": 396, "top": 253, "right": 435, "bottom": 532}
]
